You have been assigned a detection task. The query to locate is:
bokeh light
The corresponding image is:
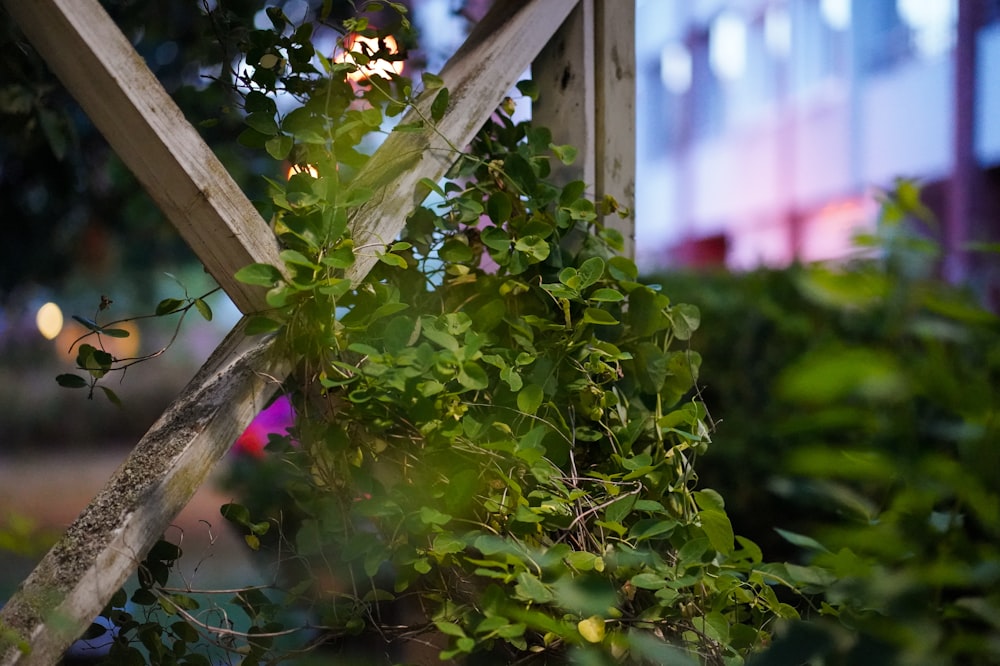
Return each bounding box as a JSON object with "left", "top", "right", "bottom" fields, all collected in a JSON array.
[
  {"left": 36, "top": 302, "right": 63, "bottom": 340},
  {"left": 335, "top": 34, "right": 404, "bottom": 82},
  {"left": 286, "top": 163, "right": 319, "bottom": 180}
]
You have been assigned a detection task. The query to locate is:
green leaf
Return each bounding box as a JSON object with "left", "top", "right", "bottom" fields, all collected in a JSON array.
[
  {"left": 550, "top": 143, "right": 578, "bottom": 166},
  {"left": 245, "top": 111, "right": 279, "bottom": 135},
  {"left": 341, "top": 186, "right": 373, "bottom": 208},
  {"left": 265, "top": 134, "right": 293, "bottom": 160},
  {"left": 515, "top": 572, "right": 553, "bottom": 603},
  {"left": 56, "top": 373, "right": 87, "bottom": 389},
  {"left": 194, "top": 299, "right": 213, "bottom": 321},
  {"left": 99, "top": 386, "right": 122, "bottom": 407},
  {"left": 582, "top": 308, "right": 619, "bottom": 326},
  {"left": 101, "top": 328, "right": 129, "bottom": 338},
  {"left": 323, "top": 245, "right": 356, "bottom": 269},
  {"left": 774, "top": 528, "right": 831, "bottom": 553},
  {"left": 514, "top": 236, "right": 549, "bottom": 261},
  {"left": 693, "top": 489, "right": 725, "bottom": 512},
  {"left": 421, "top": 72, "right": 444, "bottom": 90},
  {"left": 434, "top": 621, "right": 467, "bottom": 638},
  {"left": 220, "top": 503, "right": 251, "bottom": 527},
  {"left": 517, "top": 384, "right": 543, "bottom": 415},
  {"left": 578, "top": 616, "right": 605, "bottom": 643},
  {"left": 244, "top": 316, "right": 282, "bottom": 336},
  {"left": 698, "top": 509, "right": 735, "bottom": 555},
  {"left": 608, "top": 256, "right": 638, "bottom": 282},
  {"left": 486, "top": 191, "right": 513, "bottom": 225},
  {"left": 235, "top": 263, "right": 283, "bottom": 287},
  {"left": 280, "top": 249, "right": 319, "bottom": 269},
  {"left": 630, "top": 572, "right": 668, "bottom": 590},
  {"left": 458, "top": 362, "right": 488, "bottom": 390},
  {"left": 244, "top": 90, "right": 277, "bottom": 114},
  {"left": 629, "top": 518, "right": 675, "bottom": 541},
  {"left": 515, "top": 79, "right": 538, "bottom": 100},
  {"left": 72, "top": 315, "right": 100, "bottom": 332},
  {"left": 156, "top": 298, "right": 184, "bottom": 316},
  {"left": 417, "top": 178, "right": 446, "bottom": 198},
  {"left": 38, "top": 108, "right": 67, "bottom": 159},
  {"left": 430, "top": 87, "right": 450, "bottom": 122},
  {"left": 560, "top": 180, "right": 587, "bottom": 205},
  {"left": 394, "top": 120, "right": 425, "bottom": 133},
  {"left": 605, "top": 494, "right": 637, "bottom": 524},
  {"left": 588, "top": 288, "right": 624, "bottom": 302},
  {"left": 419, "top": 506, "right": 452, "bottom": 525},
  {"left": 378, "top": 252, "right": 408, "bottom": 268},
  {"left": 670, "top": 303, "right": 700, "bottom": 341}
]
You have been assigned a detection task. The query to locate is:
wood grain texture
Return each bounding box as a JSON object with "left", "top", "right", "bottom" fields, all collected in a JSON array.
[
  {"left": 532, "top": 0, "right": 636, "bottom": 259},
  {"left": 534, "top": 0, "right": 596, "bottom": 189},
  {"left": 594, "top": 0, "right": 636, "bottom": 258}
]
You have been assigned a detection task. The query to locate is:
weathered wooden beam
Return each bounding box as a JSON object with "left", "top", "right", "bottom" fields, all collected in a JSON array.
[
  {"left": 345, "top": 0, "right": 580, "bottom": 283},
  {"left": 0, "top": 2, "right": 590, "bottom": 663},
  {"left": 533, "top": 0, "right": 636, "bottom": 259},
  {"left": 594, "top": 0, "right": 636, "bottom": 258},
  {"left": 534, "top": 0, "right": 596, "bottom": 189},
  {"left": 3, "top": 0, "right": 283, "bottom": 314},
  {"left": 0, "top": 320, "right": 290, "bottom": 666}
]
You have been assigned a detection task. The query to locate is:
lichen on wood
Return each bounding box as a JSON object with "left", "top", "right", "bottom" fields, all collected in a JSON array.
[{"left": 0, "top": 320, "right": 289, "bottom": 666}]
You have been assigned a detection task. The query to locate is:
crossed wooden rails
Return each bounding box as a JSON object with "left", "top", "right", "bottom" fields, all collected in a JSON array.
[{"left": 0, "top": 1, "right": 633, "bottom": 662}]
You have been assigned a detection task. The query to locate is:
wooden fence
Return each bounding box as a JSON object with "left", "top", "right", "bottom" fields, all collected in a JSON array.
[{"left": 0, "top": 1, "right": 634, "bottom": 663}]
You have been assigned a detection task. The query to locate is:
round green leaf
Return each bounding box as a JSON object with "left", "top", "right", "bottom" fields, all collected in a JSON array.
[
  {"left": 235, "top": 263, "right": 283, "bottom": 287},
  {"left": 56, "top": 373, "right": 87, "bottom": 389},
  {"left": 517, "top": 384, "right": 543, "bottom": 415}
]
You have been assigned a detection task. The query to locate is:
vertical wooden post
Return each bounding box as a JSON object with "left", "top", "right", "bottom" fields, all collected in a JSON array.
[
  {"left": 593, "top": 0, "right": 636, "bottom": 259},
  {"left": 533, "top": 0, "right": 596, "bottom": 189},
  {"left": 534, "top": 0, "right": 636, "bottom": 259}
]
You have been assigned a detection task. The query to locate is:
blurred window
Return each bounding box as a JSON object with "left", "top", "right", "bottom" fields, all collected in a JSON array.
[
  {"left": 790, "top": 0, "right": 850, "bottom": 93},
  {"left": 897, "top": 0, "right": 956, "bottom": 59}
]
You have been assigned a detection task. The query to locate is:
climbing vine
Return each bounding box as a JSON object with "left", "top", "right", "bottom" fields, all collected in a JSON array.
[{"left": 66, "top": 3, "right": 815, "bottom": 664}]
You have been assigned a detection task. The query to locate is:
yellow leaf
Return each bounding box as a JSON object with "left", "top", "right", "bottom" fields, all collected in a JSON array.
[{"left": 577, "top": 616, "right": 605, "bottom": 643}]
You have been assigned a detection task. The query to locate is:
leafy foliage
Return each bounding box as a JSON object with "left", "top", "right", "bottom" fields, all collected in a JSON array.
[
  {"left": 659, "top": 183, "right": 1000, "bottom": 665},
  {"left": 210, "top": 5, "right": 795, "bottom": 664},
  {"left": 46, "top": 3, "right": 801, "bottom": 664},
  {"left": 56, "top": 279, "right": 217, "bottom": 403}
]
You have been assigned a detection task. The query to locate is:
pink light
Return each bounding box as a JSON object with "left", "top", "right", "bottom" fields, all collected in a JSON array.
[{"left": 232, "top": 395, "right": 295, "bottom": 458}]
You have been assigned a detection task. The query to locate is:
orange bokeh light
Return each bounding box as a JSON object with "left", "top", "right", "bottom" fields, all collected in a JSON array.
[
  {"left": 54, "top": 319, "right": 141, "bottom": 365},
  {"left": 334, "top": 34, "right": 403, "bottom": 83}
]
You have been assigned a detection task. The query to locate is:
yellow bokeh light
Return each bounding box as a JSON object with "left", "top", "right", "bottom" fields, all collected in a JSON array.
[
  {"left": 286, "top": 163, "right": 319, "bottom": 180},
  {"left": 334, "top": 34, "right": 404, "bottom": 83},
  {"left": 36, "top": 302, "right": 63, "bottom": 340}
]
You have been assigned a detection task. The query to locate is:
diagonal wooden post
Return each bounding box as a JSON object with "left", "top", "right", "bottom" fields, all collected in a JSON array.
[
  {"left": 345, "top": 0, "right": 580, "bottom": 283},
  {"left": 2, "top": 0, "right": 283, "bottom": 314},
  {"left": 0, "top": 0, "right": 581, "bottom": 663}
]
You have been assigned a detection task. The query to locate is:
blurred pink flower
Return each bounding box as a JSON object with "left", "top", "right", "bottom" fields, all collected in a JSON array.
[{"left": 232, "top": 395, "right": 295, "bottom": 458}]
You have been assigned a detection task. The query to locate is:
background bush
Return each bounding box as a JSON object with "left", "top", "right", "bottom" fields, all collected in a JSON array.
[{"left": 651, "top": 187, "right": 1000, "bottom": 664}]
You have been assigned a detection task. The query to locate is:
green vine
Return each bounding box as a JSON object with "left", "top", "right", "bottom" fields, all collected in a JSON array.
[
  {"left": 56, "top": 281, "right": 218, "bottom": 403},
  {"left": 67, "top": 4, "right": 812, "bottom": 664},
  {"left": 213, "top": 4, "right": 800, "bottom": 664}
]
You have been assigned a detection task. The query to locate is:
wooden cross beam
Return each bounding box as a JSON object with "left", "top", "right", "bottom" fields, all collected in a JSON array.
[{"left": 0, "top": 0, "right": 584, "bottom": 663}]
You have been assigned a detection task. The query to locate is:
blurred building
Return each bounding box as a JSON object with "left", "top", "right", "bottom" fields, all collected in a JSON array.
[{"left": 635, "top": 0, "right": 1000, "bottom": 277}]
